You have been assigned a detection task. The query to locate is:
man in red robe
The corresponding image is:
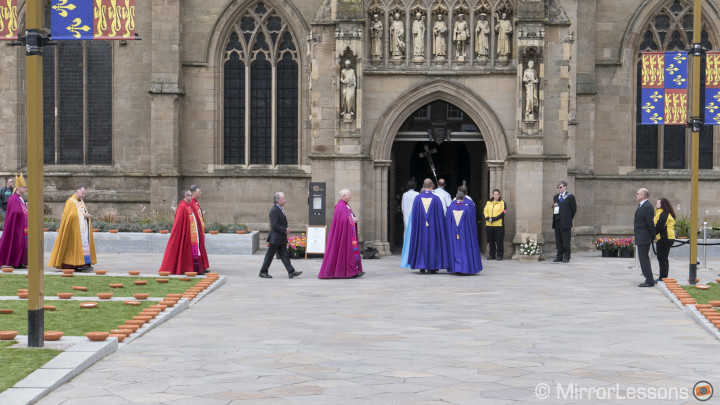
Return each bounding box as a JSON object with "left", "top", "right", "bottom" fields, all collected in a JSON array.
[
  {"left": 159, "top": 190, "right": 209, "bottom": 275},
  {"left": 189, "top": 184, "right": 210, "bottom": 270},
  {"left": 0, "top": 174, "right": 28, "bottom": 268},
  {"left": 318, "top": 189, "right": 364, "bottom": 279}
]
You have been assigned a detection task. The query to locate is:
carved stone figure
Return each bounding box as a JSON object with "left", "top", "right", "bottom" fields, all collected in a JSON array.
[
  {"left": 495, "top": 12, "right": 513, "bottom": 58},
  {"left": 453, "top": 14, "right": 469, "bottom": 61},
  {"left": 412, "top": 12, "right": 425, "bottom": 60},
  {"left": 340, "top": 60, "right": 357, "bottom": 118},
  {"left": 390, "top": 13, "right": 406, "bottom": 59},
  {"left": 475, "top": 13, "right": 490, "bottom": 57},
  {"left": 523, "top": 60, "right": 539, "bottom": 118},
  {"left": 370, "top": 14, "right": 383, "bottom": 59},
  {"left": 432, "top": 14, "right": 447, "bottom": 60}
]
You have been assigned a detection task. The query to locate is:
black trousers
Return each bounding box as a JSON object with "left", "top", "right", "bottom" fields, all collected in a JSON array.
[
  {"left": 486, "top": 226, "right": 504, "bottom": 258},
  {"left": 637, "top": 243, "right": 653, "bottom": 284},
  {"left": 554, "top": 225, "right": 572, "bottom": 259},
  {"left": 260, "top": 243, "right": 295, "bottom": 274},
  {"left": 656, "top": 239, "right": 674, "bottom": 280}
]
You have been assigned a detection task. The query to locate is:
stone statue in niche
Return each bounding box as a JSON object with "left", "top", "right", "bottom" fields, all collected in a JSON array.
[
  {"left": 340, "top": 60, "right": 356, "bottom": 120},
  {"left": 432, "top": 14, "right": 447, "bottom": 60},
  {"left": 495, "top": 12, "right": 513, "bottom": 60},
  {"left": 453, "top": 14, "right": 469, "bottom": 61},
  {"left": 412, "top": 12, "right": 425, "bottom": 61},
  {"left": 390, "top": 13, "right": 406, "bottom": 59},
  {"left": 370, "top": 14, "right": 383, "bottom": 59},
  {"left": 523, "top": 60, "right": 539, "bottom": 120},
  {"left": 475, "top": 13, "right": 490, "bottom": 58}
]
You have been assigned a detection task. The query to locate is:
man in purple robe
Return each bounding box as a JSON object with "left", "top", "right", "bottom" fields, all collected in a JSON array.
[
  {"left": 446, "top": 191, "right": 482, "bottom": 274},
  {"left": 318, "top": 189, "right": 364, "bottom": 279},
  {"left": 0, "top": 174, "right": 28, "bottom": 268},
  {"left": 408, "top": 178, "right": 450, "bottom": 273}
]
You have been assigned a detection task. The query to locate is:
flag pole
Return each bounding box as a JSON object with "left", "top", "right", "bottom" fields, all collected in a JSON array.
[{"left": 688, "top": 0, "right": 702, "bottom": 285}]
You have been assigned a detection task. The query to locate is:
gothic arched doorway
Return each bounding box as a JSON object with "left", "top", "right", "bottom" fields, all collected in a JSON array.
[{"left": 389, "top": 101, "right": 488, "bottom": 250}]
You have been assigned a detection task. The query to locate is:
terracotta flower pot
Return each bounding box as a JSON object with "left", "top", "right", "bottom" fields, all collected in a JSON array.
[
  {"left": 43, "top": 228, "right": 50, "bottom": 232},
  {"left": 94, "top": 270, "right": 107, "bottom": 275},
  {"left": 44, "top": 305, "right": 56, "bottom": 311},
  {"left": 121, "top": 324, "right": 140, "bottom": 332},
  {"left": 62, "top": 269, "right": 75, "bottom": 274},
  {"left": 108, "top": 229, "right": 119, "bottom": 233},
  {"left": 0, "top": 309, "right": 14, "bottom": 314},
  {"left": 695, "top": 285, "right": 710, "bottom": 290},
  {"left": 44, "top": 331, "right": 63, "bottom": 341},
  {"left": 109, "top": 283, "right": 124, "bottom": 288},
  {"left": 716, "top": 278, "right": 720, "bottom": 283},
  {"left": 209, "top": 230, "right": 219, "bottom": 235},
  {"left": 142, "top": 229, "right": 153, "bottom": 233},
  {"left": 695, "top": 304, "right": 713, "bottom": 309},
  {"left": 72, "top": 286, "right": 87, "bottom": 291},
  {"left": 160, "top": 300, "right": 175, "bottom": 307},
  {"left": 156, "top": 278, "right": 169, "bottom": 283},
  {"left": 109, "top": 333, "right": 126, "bottom": 342},
  {"left": 97, "top": 293, "right": 113, "bottom": 299},
  {"left": 133, "top": 315, "right": 152, "bottom": 322},
  {"left": 86, "top": 331, "right": 110, "bottom": 341},
  {"left": 708, "top": 301, "right": 720, "bottom": 307},
  {"left": 133, "top": 293, "right": 149, "bottom": 300},
  {"left": 92, "top": 228, "right": 99, "bottom": 232},
  {"left": 123, "top": 300, "right": 141, "bottom": 306},
  {"left": 128, "top": 271, "right": 141, "bottom": 276},
  {"left": 158, "top": 271, "right": 171, "bottom": 276},
  {"left": 57, "top": 292, "right": 73, "bottom": 299},
  {"left": 2, "top": 267, "right": 14, "bottom": 272},
  {"left": 110, "top": 328, "right": 133, "bottom": 337},
  {"left": 125, "top": 319, "right": 145, "bottom": 326},
  {"left": 236, "top": 230, "right": 246, "bottom": 234},
  {"left": 159, "top": 230, "right": 169, "bottom": 234},
  {"left": 133, "top": 280, "right": 147, "bottom": 285},
  {"left": 184, "top": 272, "right": 197, "bottom": 277},
  {"left": 17, "top": 289, "right": 27, "bottom": 293},
  {"left": 0, "top": 331, "right": 19, "bottom": 340},
  {"left": 17, "top": 292, "right": 28, "bottom": 299},
  {"left": 149, "top": 304, "right": 167, "bottom": 311},
  {"left": 80, "top": 302, "right": 98, "bottom": 309}
]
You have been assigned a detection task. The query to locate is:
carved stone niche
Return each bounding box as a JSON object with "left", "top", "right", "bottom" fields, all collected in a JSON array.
[{"left": 338, "top": 48, "right": 358, "bottom": 123}]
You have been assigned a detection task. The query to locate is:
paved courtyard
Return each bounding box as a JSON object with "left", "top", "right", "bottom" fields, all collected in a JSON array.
[{"left": 34, "top": 251, "right": 720, "bottom": 404}]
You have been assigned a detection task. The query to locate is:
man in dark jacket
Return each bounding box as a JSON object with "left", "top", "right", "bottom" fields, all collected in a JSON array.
[
  {"left": 552, "top": 181, "right": 577, "bottom": 263},
  {"left": 0, "top": 177, "right": 15, "bottom": 217},
  {"left": 634, "top": 188, "right": 656, "bottom": 287},
  {"left": 258, "top": 192, "right": 302, "bottom": 279}
]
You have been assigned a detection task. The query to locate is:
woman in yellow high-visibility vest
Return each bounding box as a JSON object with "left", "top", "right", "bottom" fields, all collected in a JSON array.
[{"left": 483, "top": 189, "right": 507, "bottom": 260}]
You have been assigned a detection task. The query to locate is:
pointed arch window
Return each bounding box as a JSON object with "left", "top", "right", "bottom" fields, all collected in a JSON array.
[
  {"left": 42, "top": 5, "right": 112, "bottom": 165},
  {"left": 635, "top": 0, "right": 714, "bottom": 169},
  {"left": 223, "top": 2, "right": 299, "bottom": 165}
]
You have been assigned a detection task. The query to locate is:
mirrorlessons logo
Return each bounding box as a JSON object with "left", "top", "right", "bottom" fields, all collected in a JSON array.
[
  {"left": 535, "top": 382, "right": 714, "bottom": 401},
  {"left": 693, "top": 381, "right": 713, "bottom": 401}
]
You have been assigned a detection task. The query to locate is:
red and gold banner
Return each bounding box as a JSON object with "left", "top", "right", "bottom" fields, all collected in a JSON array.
[
  {"left": 94, "top": 0, "right": 135, "bottom": 39},
  {"left": 640, "top": 52, "right": 688, "bottom": 125},
  {"left": 0, "top": 0, "right": 19, "bottom": 40},
  {"left": 705, "top": 51, "right": 720, "bottom": 125}
]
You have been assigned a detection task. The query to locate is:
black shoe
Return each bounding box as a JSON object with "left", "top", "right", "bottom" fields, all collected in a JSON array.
[
  {"left": 76, "top": 265, "right": 93, "bottom": 272},
  {"left": 638, "top": 282, "right": 654, "bottom": 287},
  {"left": 427, "top": 270, "right": 438, "bottom": 274},
  {"left": 259, "top": 273, "right": 272, "bottom": 279},
  {"left": 496, "top": 257, "right": 503, "bottom": 261},
  {"left": 420, "top": 269, "right": 426, "bottom": 274},
  {"left": 487, "top": 256, "right": 495, "bottom": 260},
  {"left": 552, "top": 258, "right": 563, "bottom": 263},
  {"left": 655, "top": 278, "right": 663, "bottom": 284},
  {"left": 563, "top": 258, "right": 570, "bottom": 263},
  {"left": 288, "top": 271, "right": 302, "bottom": 279},
  {"left": 351, "top": 271, "right": 365, "bottom": 278}
]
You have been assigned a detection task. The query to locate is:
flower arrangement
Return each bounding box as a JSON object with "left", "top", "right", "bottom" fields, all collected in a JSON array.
[
  {"left": 287, "top": 234, "right": 307, "bottom": 255},
  {"left": 595, "top": 237, "right": 634, "bottom": 251},
  {"left": 518, "top": 237, "right": 540, "bottom": 256}
]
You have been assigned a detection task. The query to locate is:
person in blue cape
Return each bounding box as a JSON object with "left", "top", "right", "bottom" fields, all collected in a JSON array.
[
  {"left": 408, "top": 178, "right": 450, "bottom": 273},
  {"left": 446, "top": 190, "right": 482, "bottom": 274}
]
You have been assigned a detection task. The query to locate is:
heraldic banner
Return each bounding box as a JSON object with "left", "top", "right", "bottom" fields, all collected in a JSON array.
[
  {"left": 705, "top": 51, "right": 720, "bottom": 125},
  {"left": 51, "top": 0, "right": 135, "bottom": 40},
  {"left": 640, "top": 51, "right": 688, "bottom": 125},
  {"left": 0, "top": 0, "right": 19, "bottom": 40}
]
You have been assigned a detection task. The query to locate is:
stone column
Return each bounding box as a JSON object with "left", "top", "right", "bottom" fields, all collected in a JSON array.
[
  {"left": 149, "top": 0, "right": 183, "bottom": 209},
  {"left": 373, "top": 160, "right": 391, "bottom": 255}
]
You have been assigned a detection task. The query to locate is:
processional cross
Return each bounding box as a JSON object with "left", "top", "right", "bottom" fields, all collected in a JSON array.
[{"left": 418, "top": 144, "right": 438, "bottom": 184}]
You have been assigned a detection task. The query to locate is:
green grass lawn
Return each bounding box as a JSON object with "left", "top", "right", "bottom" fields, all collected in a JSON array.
[
  {"left": 0, "top": 300, "right": 158, "bottom": 335},
  {"left": 0, "top": 341, "right": 61, "bottom": 392},
  {"left": 683, "top": 282, "right": 720, "bottom": 311},
  {"left": 0, "top": 273, "right": 202, "bottom": 297}
]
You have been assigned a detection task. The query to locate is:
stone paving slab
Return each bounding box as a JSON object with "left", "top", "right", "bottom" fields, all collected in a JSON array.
[{"left": 10, "top": 252, "right": 720, "bottom": 403}]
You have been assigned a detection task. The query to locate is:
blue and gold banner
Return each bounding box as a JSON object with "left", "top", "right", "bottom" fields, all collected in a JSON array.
[
  {"left": 51, "top": 0, "right": 135, "bottom": 40},
  {"left": 704, "top": 51, "right": 720, "bottom": 125},
  {"left": 0, "top": 0, "right": 19, "bottom": 40},
  {"left": 640, "top": 51, "right": 688, "bottom": 125}
]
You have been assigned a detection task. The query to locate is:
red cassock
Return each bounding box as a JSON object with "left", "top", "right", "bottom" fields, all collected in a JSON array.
[{"left": 158, "top": 200, "right": 209, "bottom": 274}]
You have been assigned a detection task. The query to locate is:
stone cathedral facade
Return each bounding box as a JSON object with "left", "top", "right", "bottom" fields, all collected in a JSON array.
[{"left": 1, "top": 0, "right": 719, "bottom": 256}]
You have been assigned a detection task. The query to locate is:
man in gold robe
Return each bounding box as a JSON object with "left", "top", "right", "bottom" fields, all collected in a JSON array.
[{"left": 49, "top": 186, "right": 97, "bottom": 271}]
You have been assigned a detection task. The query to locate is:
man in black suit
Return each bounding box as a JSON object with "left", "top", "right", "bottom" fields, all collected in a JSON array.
[
  {"left": 634, "top": 188, "right": 655, "bottom": 287},
  {"left": 259, "top": 192, "right": 303, "bottom": 279},
  {"left": 552, "top": 181, "right": 577, "bottom": 263}
]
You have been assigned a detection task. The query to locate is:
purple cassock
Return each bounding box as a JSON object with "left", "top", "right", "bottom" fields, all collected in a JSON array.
[
  {"left": 408, "top": 190, "right": 450, "bottom": 270},
  {"left": 0, "top": 193, "right": 28, "bottom": 267},
  {"left": 446, "top": 199, "right": 482, "bottom": 274},
  {"left": 318, "top": 199, "right": 363, "bottom": 279}
]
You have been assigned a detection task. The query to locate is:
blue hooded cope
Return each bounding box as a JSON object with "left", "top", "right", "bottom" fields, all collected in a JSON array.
[
  {"left": 446, "top": 199, "right": 483, "bottom": 274},
  {"left": 408, "top": 190, "right": 450, "bottom": 270}
]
